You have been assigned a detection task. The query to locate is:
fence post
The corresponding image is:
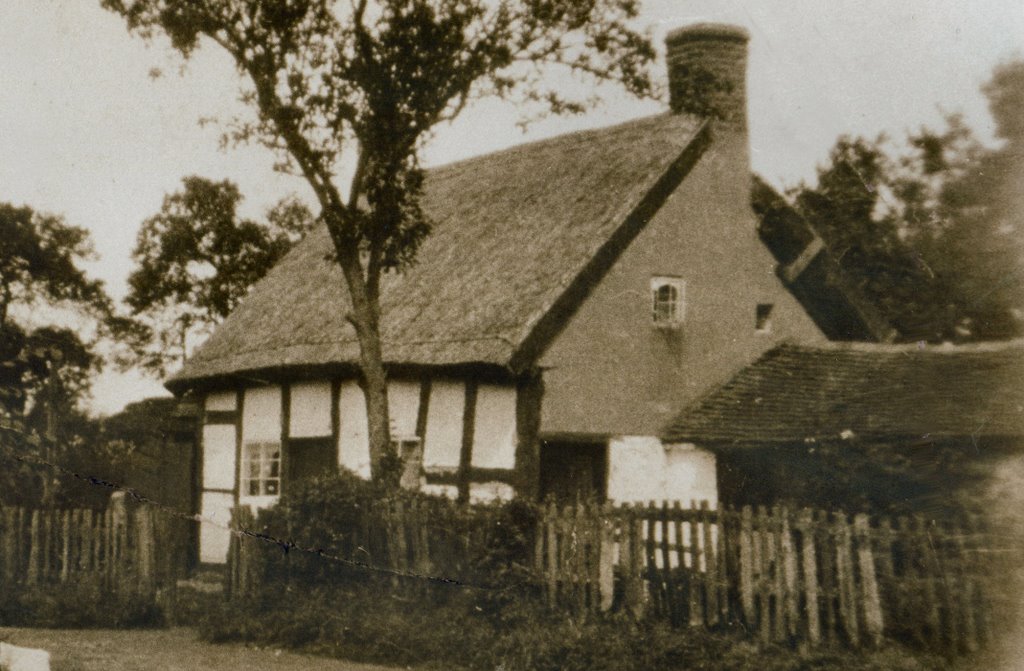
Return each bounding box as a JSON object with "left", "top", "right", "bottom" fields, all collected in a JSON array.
[
  {"left": 26, "top": 510, "right": 41, "bottom": 585},
  {"left": 795, "top": 508, "right": 820, "bottom": 646},
  {"left": 834, "top": 512, "right": 859, "bottom": 646},
  {"left": 599, "top": 503, "right": 615, "bottom": 612},
  {"left": 779, "top": 507, "right": 799, "bottom": 640},
  {"left": 854, "top": 514, "right": 884, "bottom": 647},
  {"left": 60, "top": 510, "right": 72, "bottom": 583},
  {"left": 700, "top": 501, "right": 719, "bottom": 627},
  {"left": 545, "top": 502, "right": 558, "bottom": 606},
  {"left": 739, "top": 506, "right": 755, "bottom": 629}
]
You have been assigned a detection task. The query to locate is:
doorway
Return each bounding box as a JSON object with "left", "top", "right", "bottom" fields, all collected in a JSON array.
[{"left": 538, "top": 439, "right": 608, "bottom": 504}]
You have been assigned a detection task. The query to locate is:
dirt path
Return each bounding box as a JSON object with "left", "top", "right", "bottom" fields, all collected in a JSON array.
[{"left": 0, "top": 628, "right": 402, "bottom": 671}]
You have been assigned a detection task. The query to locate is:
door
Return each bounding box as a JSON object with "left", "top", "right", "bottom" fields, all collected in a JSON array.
[{"left": 538, "top": 440, "right": 608, "bottom": 503}]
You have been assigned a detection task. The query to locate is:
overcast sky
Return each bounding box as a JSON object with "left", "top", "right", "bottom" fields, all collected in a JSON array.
[{"left": 1, "top": 1, "right": 1021, "bottom": 414}]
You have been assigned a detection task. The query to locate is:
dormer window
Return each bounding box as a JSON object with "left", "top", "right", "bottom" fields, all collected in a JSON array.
[{"left": 651, "top": 277, "right": 686, "bottom": 326}]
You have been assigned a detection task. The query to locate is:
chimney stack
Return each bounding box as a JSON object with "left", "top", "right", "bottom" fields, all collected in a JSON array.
[{"left": 665, "top": 23, "right": 750, "bottom": 130}]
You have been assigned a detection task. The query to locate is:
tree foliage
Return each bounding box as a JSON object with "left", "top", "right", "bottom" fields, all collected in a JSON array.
[
  {"left": 790, "top": 59, "right": 1024, "bottom": 342},
  {"left": 102, "top": 0, "right": 658, "bottom": 481},
  {"left": 117, "top": 176, "right": 313, "bottom": 374},
  {"left": 0, "top": 203, "right": 120, "bottom": 507},
  {"left": 0, "top": 204, "right": 109, "bottom": 417}
]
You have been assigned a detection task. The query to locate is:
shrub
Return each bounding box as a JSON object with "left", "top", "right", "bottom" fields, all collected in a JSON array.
[{"left": 0, "top": 578, "right": 164, "bottom": 628}]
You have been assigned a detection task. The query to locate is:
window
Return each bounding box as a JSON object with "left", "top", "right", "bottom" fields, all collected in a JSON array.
[
  {"left": 756, "top": 303, "right": 774, "bottom": 333},
  {"left": 242, "top": 441, "right": 281, "bottom": 496},
  {"left": 651, "top": 277, "right": 686, "bottom": 326}
]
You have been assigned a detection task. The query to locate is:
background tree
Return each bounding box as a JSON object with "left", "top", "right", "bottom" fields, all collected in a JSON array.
[
  {"left": 117, "top": 176, "right": 313, "bottom": 374},
  {"left": 789, "top": 58, "right": 1024, "bottom": 342},
  {"left": 0, "top": 203, "right": 121, "bottom": 507},
  {"left": 102, "top": 0, "right": 658, "bottom": 482},
  {"left": 0, "top": 203, "right": 109, "bottom": 417}
]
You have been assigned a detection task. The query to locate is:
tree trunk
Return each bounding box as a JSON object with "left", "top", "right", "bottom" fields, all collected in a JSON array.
[
  {"left": 359, "top": 326, "right": 394, "bottom": 485},
  {"left": 336, "top": 253, "right": 396, "bottom": 486}
]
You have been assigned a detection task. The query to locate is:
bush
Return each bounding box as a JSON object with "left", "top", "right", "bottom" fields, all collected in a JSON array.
[
  {"left": 245, "top": 471, "right": 539, "bottom": 600},
  {"left": 199, "top": 580, "right": 953, "bottom": 671},
  {"left": 0, "top": 578, "right": 164, "bottom": 628}
]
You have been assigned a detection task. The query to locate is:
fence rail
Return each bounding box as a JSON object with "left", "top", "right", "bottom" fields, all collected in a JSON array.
[
  {"left": 535, "top": 501, "right": 1008, "bottom": 654},
  {"left": 0, "top": 494, "right": 181, "bottom": 603}
]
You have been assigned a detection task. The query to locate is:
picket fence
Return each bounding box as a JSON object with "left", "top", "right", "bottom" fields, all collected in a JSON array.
[
  {"left": 535, "top": 501, "right": 1008, "bottom": 654},
  {"left": 225, "top": 498, "right": 1015, "bottom": 655},
  {"left": 0, "top": 495, "right": 180, "bottom": 602}
]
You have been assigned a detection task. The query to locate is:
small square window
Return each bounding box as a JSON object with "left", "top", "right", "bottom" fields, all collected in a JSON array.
[
  {"left": 756, "top": 303, "right": 774, "bottom": 333},
  {"left": 651, "top": 277, "right": 686, "bottom": 326},
  {"left": 241, "top": 441, "right": 281, "bottom": 497}
]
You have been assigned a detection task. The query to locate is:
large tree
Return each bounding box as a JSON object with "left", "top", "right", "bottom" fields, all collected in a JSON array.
[
  {"left": 790, "top": 58, "right": 1024, "bottom": 342},
  {"left": 0, "top": 204, "right": 116, "bottom": 506},
  {"left": 0, "top": 203, "right": 109, "bottom": 417},
  {"left": 118, "top": 175, "right": 313, "bottom": 375},
  {"left": 102, "top": 0, "right": 657, "bottom": 481}
]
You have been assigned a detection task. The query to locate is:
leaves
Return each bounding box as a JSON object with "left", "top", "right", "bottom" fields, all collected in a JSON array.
[
  {"left": 790, "top": 58, "right": 1024, "bottom": 342},
  {"left": 120, "top": 176, "right": 314, "bottom": 375}
]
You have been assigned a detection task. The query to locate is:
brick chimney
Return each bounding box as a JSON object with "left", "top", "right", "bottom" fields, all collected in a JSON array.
[{"left": 665, "top": 23, "right": 750, "bottom": 131}]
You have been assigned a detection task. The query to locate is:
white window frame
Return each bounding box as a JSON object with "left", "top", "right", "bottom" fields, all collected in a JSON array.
[
  {"left": 651, "top": 276, "right": 686, "bottom": 327},
  {"left": 241, "top": 441, "right": 282, "bottom": 497}
]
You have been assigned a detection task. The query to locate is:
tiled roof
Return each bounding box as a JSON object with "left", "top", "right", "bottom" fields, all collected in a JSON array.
[{"left": 663, "top": 341, "right": 1024, "bottom": 444}]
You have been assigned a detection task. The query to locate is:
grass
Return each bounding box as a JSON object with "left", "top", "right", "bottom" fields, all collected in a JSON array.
[{"left": 0, "top": 628, "right": 399, "bottom": 671}]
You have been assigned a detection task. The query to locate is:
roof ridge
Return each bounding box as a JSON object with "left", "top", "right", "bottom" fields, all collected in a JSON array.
[
  {"left": 425, "top": 112, "right": 698, "bottom": 176},
  {"left": 781, "top": 339, "right": 1024, "bottom": 354}
]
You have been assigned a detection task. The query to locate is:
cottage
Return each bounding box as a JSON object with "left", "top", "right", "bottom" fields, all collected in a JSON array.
[
  {"left": 169, "top": 23, "right": 879, "bottom": 564},
  {"left": 662, "top": 340, "right": 1024, "bottom": 516}
]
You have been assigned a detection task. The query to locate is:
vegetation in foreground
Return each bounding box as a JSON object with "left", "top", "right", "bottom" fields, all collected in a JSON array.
[{"left": 198, "top": 584, "right": 955, "bottom": 671}]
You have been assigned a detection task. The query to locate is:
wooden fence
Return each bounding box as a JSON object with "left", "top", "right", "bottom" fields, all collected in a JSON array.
[
  {"left": 225, "top": 497, "right": 1016, "bottom": 655},
  {"left": 0, "top": 494, "right": 181, "bottom": 603},
  {"left": 535, "top": 501, "right": 1012, "bottom": 654}
]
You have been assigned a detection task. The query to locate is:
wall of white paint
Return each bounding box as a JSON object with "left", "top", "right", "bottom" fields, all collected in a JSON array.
[
  {"left": 289, "top": 381, "right": 332, "bottom": 437},
  {"left": 338, "top": 381, "right": 371, "bottom": 478},
  {"left": 199, "top": 491, "right": 234, "bottom": 564},
  {"left": 471, "top": 384, "right": 517, "bottom": 470},
  {"left": 388, "top": 380, "right": 421, "bottom": 438},
  {"left": 606, "top": 436, "right": 717, "bottom": 506},
  {"left": 422, "top": 380, "right": 464, "bottom": 472},
  {"left": 469, "top": 481, "right": 515, "bottom": 504},
  {"left": 243, "top": 386, "right": 281, "bottom": 442},
  {"left": 201, "top": 424, "right": 235, "bottom": 491},
  {"left": 422, "top": 483, "right": 459, "bottom": 499},
  {"left": 205, "top": 390, "right": 236, "bottom": 412}
]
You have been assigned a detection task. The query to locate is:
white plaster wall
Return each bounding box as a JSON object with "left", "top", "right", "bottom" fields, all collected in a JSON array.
[
  {"left": 422, "top": 380, "right": 464, "bottom": 472},
  {"left": 664, "top": 444, "right": 718, "bottom": 506},
  {"left": 338, "top": 381, "right": 371, "bottom": 478},
  {"left": 202, "top": 425, "right": 236, "bottom": 491},
  {"left": 471, "top": 384, "right": 517, "bottom": 470},
  {"left": 206, "top": 391, "right": 236, "bottom": 412},
  {"left": 422, "top": 484, "right": 459, "bottom": 500},
  {"left": 469, "top": 481, "right": 515, "bottom": 504},
  {"left": 243, "top": 386, "right": 281, "bottom": 442},
  {"left": 388, "top": 380, "right": 421, "bottom": 437},
  {"left": 607, "top": 436, "right": 717, "bottom": 506},
  {"left": 199, "top": 491, "right": 234, "bottom": 564},
  {"left": 289, "top": 381, "right": 332, "bottom": 438}
]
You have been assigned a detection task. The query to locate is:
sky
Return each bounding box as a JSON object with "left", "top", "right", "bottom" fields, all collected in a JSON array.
[{"left": 1, "top": 1, "right": 1021, "bottom": 415}]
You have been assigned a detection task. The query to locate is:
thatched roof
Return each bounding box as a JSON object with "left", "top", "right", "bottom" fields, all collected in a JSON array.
[
  {"left": 169, "top": 113, "right": 709, "bottom": 392},
  {"left": 663, "top": 341, "right": 1024, "bottom": 445}
]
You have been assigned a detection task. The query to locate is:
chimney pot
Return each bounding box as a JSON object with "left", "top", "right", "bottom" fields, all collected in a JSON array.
[{"left": 665, "top": 23, "right": 750, "bottom": 129}]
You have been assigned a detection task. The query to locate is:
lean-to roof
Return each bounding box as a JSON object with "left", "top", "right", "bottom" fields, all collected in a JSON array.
[{"left": 663, "top": 341, "right": 1024, "bottom": 445}]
